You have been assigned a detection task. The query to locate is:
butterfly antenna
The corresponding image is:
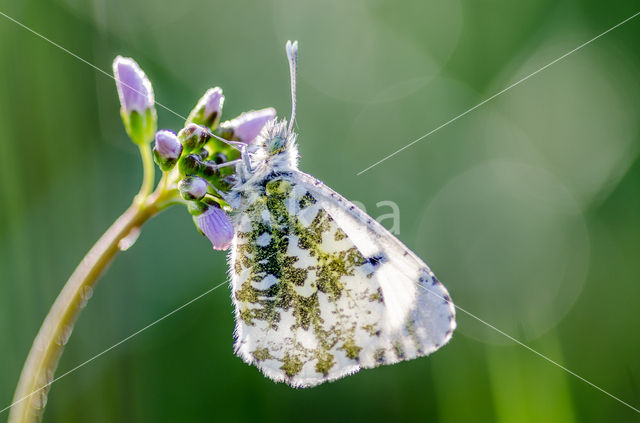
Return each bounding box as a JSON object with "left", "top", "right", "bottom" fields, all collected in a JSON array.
[{"left": 286, "top": 40, "right": 298, "bottom": 134}]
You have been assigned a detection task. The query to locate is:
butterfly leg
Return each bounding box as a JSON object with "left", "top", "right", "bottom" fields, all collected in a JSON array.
[{"left": 241, "top": 144, "right": 253, "bottom": 173}]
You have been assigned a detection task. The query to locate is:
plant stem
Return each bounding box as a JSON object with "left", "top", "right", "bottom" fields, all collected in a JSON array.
[
  {"left": 7, "top": 186, "right": 174, "bottom": 423},
  {"left": 136, "top": 143, "right": 155, "bottom": 203}
]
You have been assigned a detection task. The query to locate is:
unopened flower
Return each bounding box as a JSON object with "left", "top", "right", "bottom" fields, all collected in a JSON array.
[
  {"left": 201, "top": 160, "right": 220, "bottom": 180},
  {"left": 178, "top": 176, "right": 208, "bottom": 201},
  {"left": 179, "top": 153, "right": 203, "bottom": 175},
  {"left": 212, "top": 152, "right": 227, "bottom": 164},
  {"left": 187, "top": 87, "right": 225, "bottom": 128},
  {"left": 113, "top": 56, "right": 157, "bottom": 145},
  {"left": 221, "top": 108, "right": 276, "bottom": 143},
  {"left": 195, "top": 204, "right": 234, "bottom": 250},
  {"left": 153, "top": 130, "right": 182, "bottom": 171},
  {"left": 178, "top": 123, "right": 211, "bottom": 152},
  {"left": 113, "top": 56, "right": 154, "bottom": 113}
]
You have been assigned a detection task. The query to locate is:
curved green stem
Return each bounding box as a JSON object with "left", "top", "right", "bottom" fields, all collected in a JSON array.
[
  {"left": 7, "top": 185, "right": 176, "bottom": 423},
  {"left": 135, "top": 143, "right": 155, "bottom": 204}
]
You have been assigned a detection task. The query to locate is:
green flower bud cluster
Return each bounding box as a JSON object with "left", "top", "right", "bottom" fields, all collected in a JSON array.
[
  {"left": 151, "top": 88, "right": 275, "bottom": 224},
  {"left": 170, "top": 123, "right": 238, "bottom": 206},
  {"left": 111, "top": 56, "right": 277, "bottom": 250}
]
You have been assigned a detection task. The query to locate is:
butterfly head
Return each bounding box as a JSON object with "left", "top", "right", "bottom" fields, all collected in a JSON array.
[
  {"left": 243, "top": 118, "right": 298, "bottom": 174},
  {"left": 259, "top": 118, "right": 296, "bottom": 156}
]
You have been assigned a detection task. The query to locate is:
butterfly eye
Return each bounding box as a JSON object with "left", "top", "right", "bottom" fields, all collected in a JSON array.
[{"left": 268, "top": 136, "right": 286, "bottom": 154}]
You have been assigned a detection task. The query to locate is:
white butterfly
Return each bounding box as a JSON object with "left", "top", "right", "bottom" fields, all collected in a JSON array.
[{"left": 224, "top": 41, "right": 456, "bottom": 387}]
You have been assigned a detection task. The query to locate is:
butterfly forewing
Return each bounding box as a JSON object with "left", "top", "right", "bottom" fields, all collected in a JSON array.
[{"left": 229, "top": 171, "right": 455, "bottom": 387}]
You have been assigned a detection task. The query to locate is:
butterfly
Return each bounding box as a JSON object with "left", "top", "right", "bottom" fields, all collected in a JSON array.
[{"left": 224, "top": 41, "right": 456, "bottom": 387}]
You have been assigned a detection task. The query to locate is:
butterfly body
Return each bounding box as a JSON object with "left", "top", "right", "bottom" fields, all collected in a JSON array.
[{"left": 225, "top": 120, "right": 456, "bottom": 387}]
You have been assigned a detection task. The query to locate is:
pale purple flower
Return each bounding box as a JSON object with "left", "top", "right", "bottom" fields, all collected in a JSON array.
[
  {"left": 154, "top": 130, "right": 182, "bottom": 160},
  {"left": 203, "top": 88, "right": 224, "bottom": 119},
  {"left": 223, "top": 108, "right": 276, "bottom": 143},
  {"left": 178, "top": 176, "right": 208, "bottom": 201},
  {"left": 113, "top": 56, "right": 154, "bottom": 114},
  {"left": 196, "top": 205, "right": 234, "bottom": 250},
  {"left": 187, "top": 87, "right": 225, "bottom": 128}
]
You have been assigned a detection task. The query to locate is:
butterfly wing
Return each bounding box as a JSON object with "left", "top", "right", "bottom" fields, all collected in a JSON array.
[{"left": 229, "top": 171, "right": 456, "bottom": 387}]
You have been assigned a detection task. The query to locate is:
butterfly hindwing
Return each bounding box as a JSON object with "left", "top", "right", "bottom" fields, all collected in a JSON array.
[
  {"left": 229, "top": 171, "right": 455, "bottom": 387},
  {"left": 300, "top": 172, "right": 456, "bottom": 363}
]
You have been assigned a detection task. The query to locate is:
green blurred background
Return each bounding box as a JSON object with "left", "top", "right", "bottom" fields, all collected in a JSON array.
[{"left": 1, "top": 0, "right": 639, "bottom": 421}]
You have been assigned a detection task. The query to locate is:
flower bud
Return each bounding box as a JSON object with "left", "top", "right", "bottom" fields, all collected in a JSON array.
[
  {"left": 178, "top": 176, "right": 208, "bottom": 201},
  {"left": 201, "top": 160, "right": 220, "bottom": 180},
  {"left": 215, "top": 125, "right": 234, "bottom": 141},
  {"left": 212, "top": 152, "right": 227, "bottom": 165},
  {"left": 153, "top": 130, "right": 182, "bottom": 171},
  {"left": 178, "top": 123, "right": 211, "bottom": 152},
  {"left": 198, "top": 148, "right": 209, "bottom": 160},
  {"left": 179, "top": 153, "right": 203, "bottom": 175},
  {"left": 220, "top": 108, "right": 276, "bottom": 144},
  {"left": 195, "top": 204, "right": 234, "bottom": 251},
  {"left": 112, "top": 56, "right": 157, "bottom": 145},
  {"left": 187, "top": 87, "right": 225, "bottom": 129}
]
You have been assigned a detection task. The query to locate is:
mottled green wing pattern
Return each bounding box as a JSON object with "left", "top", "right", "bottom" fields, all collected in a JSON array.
[{"left": 229, "top": 172, "right": 455, "bottom": 387}]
